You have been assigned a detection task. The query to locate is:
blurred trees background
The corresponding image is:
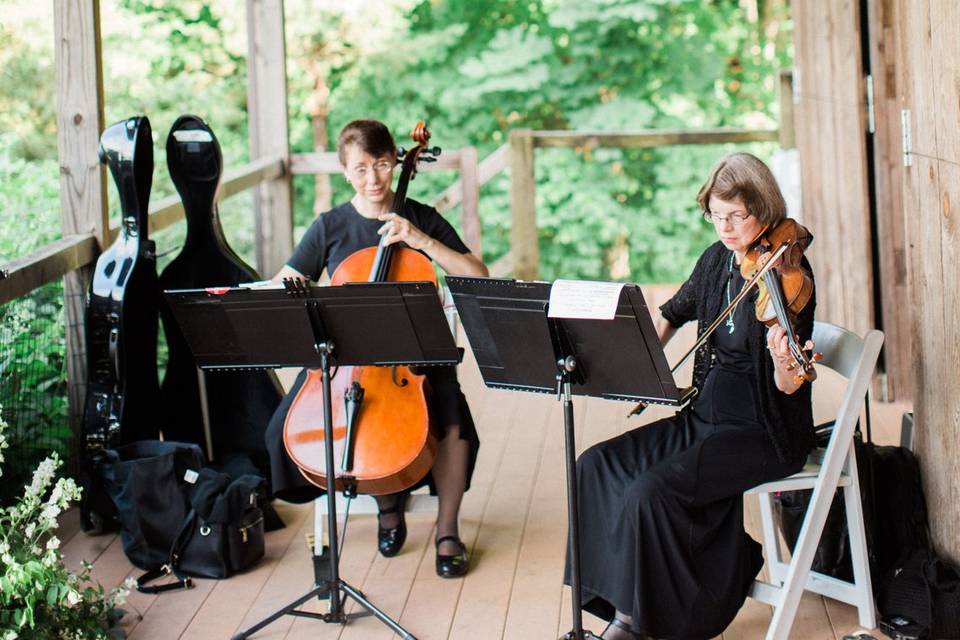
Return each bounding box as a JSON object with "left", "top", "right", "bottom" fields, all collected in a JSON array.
[{"left": 1, "top": 0, "right": 791, "bottom": 282}]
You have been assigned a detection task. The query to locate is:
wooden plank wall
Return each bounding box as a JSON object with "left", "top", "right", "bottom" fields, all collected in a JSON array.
[
  {"left": 895, "top": 0, "right": 960, "bottom": 563},
  {"left": 866, "top": 0, "right": 912, "bottom": 401},
  {"left": 791, "top": 1, "right": 875, "bottom": 338}
]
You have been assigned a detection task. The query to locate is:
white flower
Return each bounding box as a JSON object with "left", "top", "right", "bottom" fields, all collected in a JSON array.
[
  {"left": 66, "top": 590, "right": 81, "bottom": 606},
  {"left": 24, "top": 523, "right": 35, "bottom": 539},
  {"left": 25, "top": 454, "right": 60, "bottom": 499},
  {"left": 46, "top": 536, "right": 60, "bottom": 551},
  {"left": 3, "top": 629, "right": 19, "bottom": 640}
]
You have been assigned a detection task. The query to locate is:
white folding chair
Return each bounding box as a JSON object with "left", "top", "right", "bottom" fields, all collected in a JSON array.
[{"left": 746, "top": 321, "right": 884, "bottom": 639}]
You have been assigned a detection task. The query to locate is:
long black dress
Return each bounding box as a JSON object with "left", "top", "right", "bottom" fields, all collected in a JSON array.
[
  {"left": 569, "top": 250, "right": 814, "bottom": 640},
  {"left": 264, "top": 199, "right": 481, "bottom": 503}
]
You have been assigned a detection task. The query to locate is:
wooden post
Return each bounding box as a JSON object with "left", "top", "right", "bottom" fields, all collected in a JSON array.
[
  {"left": 54, "top": 0, "right": 107, "bottom": 433},
  {"left": 509, "top": 129, "right": 537, "bottom": 280},
  {"left": 246, "top": 0, "right": 293, "bottom": 278},
  {"left": 459, "top": 146, "right": 481, "bottom": 255},
  {"left": 779, "top": 69, "right": 796, "bottom": 149}
]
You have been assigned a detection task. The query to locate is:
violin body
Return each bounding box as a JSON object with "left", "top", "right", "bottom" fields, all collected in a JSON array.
[
  {"left": 158, "top": 115, "right": 281, "bottom": 467},
  {"left": 283, "top": 123, "right": 442, "bottom": 496},
  {"left": 284, "top": 247, "right": 439, "bottom": 494},
  {"left": 741, "top": 218, "right": 818, "bottom": 382}
]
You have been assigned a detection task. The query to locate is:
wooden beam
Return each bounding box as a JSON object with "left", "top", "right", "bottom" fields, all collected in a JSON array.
[
  {"left": 54, "top": 0, "right": 106, "bottom": 433},
  {"left": 0, "top": 235, "right": 98, "bottom": 307},
  {"left": 509, "top": 129, "right": 538, "bottom": 280},
  {"left": 431, "top": 143, "right": 509, "bottom": 213},
  {"left": 246, "top": 0, "right": 293, "bottom": 278},
  {"left": 458, "top": 146, "right": 481, "bottom": 255},
  {"left": 530, "top": 128, "right": 779, "bottom": 149},
  {"left": 779, "top": 70, "right": 796, "bottom": 149}
]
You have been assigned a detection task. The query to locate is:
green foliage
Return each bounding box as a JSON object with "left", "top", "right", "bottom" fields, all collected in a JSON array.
[
  {"left": 0, "top": 284, "right": 70, "bottom": 505},
  {"left": 0, "top": 409, "right": 130, "bottom": 638},
  {"left": 288, "top": 0, "right": 790, "bottom": 281}
]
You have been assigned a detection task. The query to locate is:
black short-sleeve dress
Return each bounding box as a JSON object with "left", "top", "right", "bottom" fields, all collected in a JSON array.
[{"left": 265, "top": 199, "right": 481, "bottom": 503}]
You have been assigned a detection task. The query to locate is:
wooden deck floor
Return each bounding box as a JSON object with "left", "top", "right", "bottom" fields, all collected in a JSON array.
[{"left": 59, "top": 287, "right": 908, "bottom": 639}]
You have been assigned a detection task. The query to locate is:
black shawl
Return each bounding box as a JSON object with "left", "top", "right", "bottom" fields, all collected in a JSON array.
[{"left": 660, "top": 240, "right": 816, "bottom": 464}]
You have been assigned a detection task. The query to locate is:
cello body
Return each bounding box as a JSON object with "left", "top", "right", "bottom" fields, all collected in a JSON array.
[
  {"left": 284, "top": 247, "right": 439, "bottom": 495},
  {"left": 158, "top": 115, "right": 281, "bottom": 469},
  {"left": 80, "top": 116, "right": 161, "bottom": 532},
  {"left": 283, "top": 122, "right": 442, "bottom": 496}
]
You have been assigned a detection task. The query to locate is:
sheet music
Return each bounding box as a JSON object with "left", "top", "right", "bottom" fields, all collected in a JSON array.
[{"left": 548, "top": 279, "right": 625, "bottom": 320}]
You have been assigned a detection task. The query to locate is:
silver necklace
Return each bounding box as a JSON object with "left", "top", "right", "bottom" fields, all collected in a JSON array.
[{"left": 725, "top": 252, "right": 737, "bottom": 334}]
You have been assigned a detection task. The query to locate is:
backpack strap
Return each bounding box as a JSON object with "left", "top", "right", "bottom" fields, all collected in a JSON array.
[{"left": 136, "top": 510, "right": 197, "bottom": 594}]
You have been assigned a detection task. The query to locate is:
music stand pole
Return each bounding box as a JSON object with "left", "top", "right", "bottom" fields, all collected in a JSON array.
[
  {"left": 232, "top": 303, "right": 416, "bottom": 639},
  {"left": 552, "top": 341, "right": 599, "bottom": 640}
]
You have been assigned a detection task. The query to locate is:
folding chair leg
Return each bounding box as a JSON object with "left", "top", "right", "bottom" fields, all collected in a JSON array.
[
  {"left": 843, "top": 447, "right": 876, "bottom": 629},
  {"left": 758, "top": 492, "right": 786, "bottom": 584}
]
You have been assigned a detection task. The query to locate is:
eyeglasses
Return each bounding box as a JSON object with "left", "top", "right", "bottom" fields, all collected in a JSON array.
[
  {"left": 703, "top": 211, "right": 752, "bottom": 226},
  {"left": 350, "top": 160, "right": 394, "bottom": 179}
]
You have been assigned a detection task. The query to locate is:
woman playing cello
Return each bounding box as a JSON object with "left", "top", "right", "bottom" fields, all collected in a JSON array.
[
  {"left": 266, "top": 119, "right": 487, "bottom": 578},
  {"left": 570, "top": 152, "right": 817, "bottom": 639}
]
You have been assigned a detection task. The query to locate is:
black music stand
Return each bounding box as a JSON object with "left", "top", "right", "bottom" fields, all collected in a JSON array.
[
  {"left": 446, "top": 276, "right": 691, "bottom": 640},
  {"left": 165, "top": 280, "right": 461, "bottom": 640}
]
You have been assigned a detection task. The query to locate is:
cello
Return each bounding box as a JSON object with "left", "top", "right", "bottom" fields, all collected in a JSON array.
[
  {"left": 80, "top": 116, "right": 161, "bottom": 532},
  {"left": 158, "top": 114, "right": 282, "bottom": 471},
  {"left": 283, "top": 122, "right": 442, "bottom": 496}
]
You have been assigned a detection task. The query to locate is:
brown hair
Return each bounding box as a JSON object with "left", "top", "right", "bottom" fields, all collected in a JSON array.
[
  {"left": 337, "top": 119, "right": 396, "bottom": 165},
  {"left": 696, "top": 152, "right": 786, "bottom": 226}
]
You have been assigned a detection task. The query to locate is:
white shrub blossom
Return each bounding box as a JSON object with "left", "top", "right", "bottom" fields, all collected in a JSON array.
[{"left": 0, "top": 405, "right": 127, "bottom": 637}]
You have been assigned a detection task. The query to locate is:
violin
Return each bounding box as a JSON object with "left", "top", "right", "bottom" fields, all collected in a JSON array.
[
  {"left": 283, "top": 122, "right": 441, "bottom": 496},
  {"left": 629, "top": 217, "right": 818, "bottom": 417},
  {"left": 740, "top": 218, "right": 818, "bottom": 384}
]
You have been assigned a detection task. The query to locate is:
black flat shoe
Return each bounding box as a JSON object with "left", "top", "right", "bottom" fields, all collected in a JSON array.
[
  {"left": 377, "top": 493, "right": 407, "bottom": 557},
  {"left": 435, "top": 535, "right": 469, "bottom": 578},
  {"left": 601, "top": 617, "right": 646, "bottom": 640}
]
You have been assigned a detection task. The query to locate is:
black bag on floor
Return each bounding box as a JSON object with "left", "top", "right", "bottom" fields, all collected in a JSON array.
[
  {"left": 136, "top": 468, "right": 265, "bottom": 593},
  {"left": 98, "top": 440, "right": 205, "bottom": 570},
  {"left": 774, "top": 416, "right": 930, "bottom": 593},
  {"left": 880, "top": 548, "right": 960, "bottom": 640}
]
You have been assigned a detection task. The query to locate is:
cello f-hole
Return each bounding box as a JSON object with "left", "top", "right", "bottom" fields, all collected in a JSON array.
[{"left": 391, "top": 367, "right": 409, "bottom": 387}]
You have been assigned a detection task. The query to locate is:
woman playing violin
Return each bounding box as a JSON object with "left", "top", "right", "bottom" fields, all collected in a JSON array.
[
  {"left": 266, "top": 119, "right": 488, "bottom": 578},
  {"left": 569, "top": 152, "right": 816, "bottom": 639}
]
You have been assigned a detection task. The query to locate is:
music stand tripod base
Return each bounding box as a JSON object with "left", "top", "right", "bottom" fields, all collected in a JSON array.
[{"left": 164, "top": 282, "right": 458, "bottom": 640}]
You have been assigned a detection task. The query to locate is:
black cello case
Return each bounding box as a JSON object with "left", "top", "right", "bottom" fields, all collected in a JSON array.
[
  {"left": 80, "top": 116, "right": 162, "bottom": 532},
  {"left": 158, "top": 115, "right": 282, "bottom": 483}
]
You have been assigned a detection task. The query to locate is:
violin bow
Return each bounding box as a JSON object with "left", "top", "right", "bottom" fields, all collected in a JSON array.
[{"left": 628, "top": 243, "right": 790, "bottom": 417}]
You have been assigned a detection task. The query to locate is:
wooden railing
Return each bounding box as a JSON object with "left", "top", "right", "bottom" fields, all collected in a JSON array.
[
  {"left": 507, "top": 127, "right": 780, "bottom": 280},
  {"left": 0, "top": 156, "right": 285, "bottom": 307}
]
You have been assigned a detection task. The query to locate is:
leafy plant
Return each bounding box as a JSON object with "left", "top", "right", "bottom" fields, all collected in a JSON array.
[{"left": 0, "top": 406, "right": 132, "bottom": 639}]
